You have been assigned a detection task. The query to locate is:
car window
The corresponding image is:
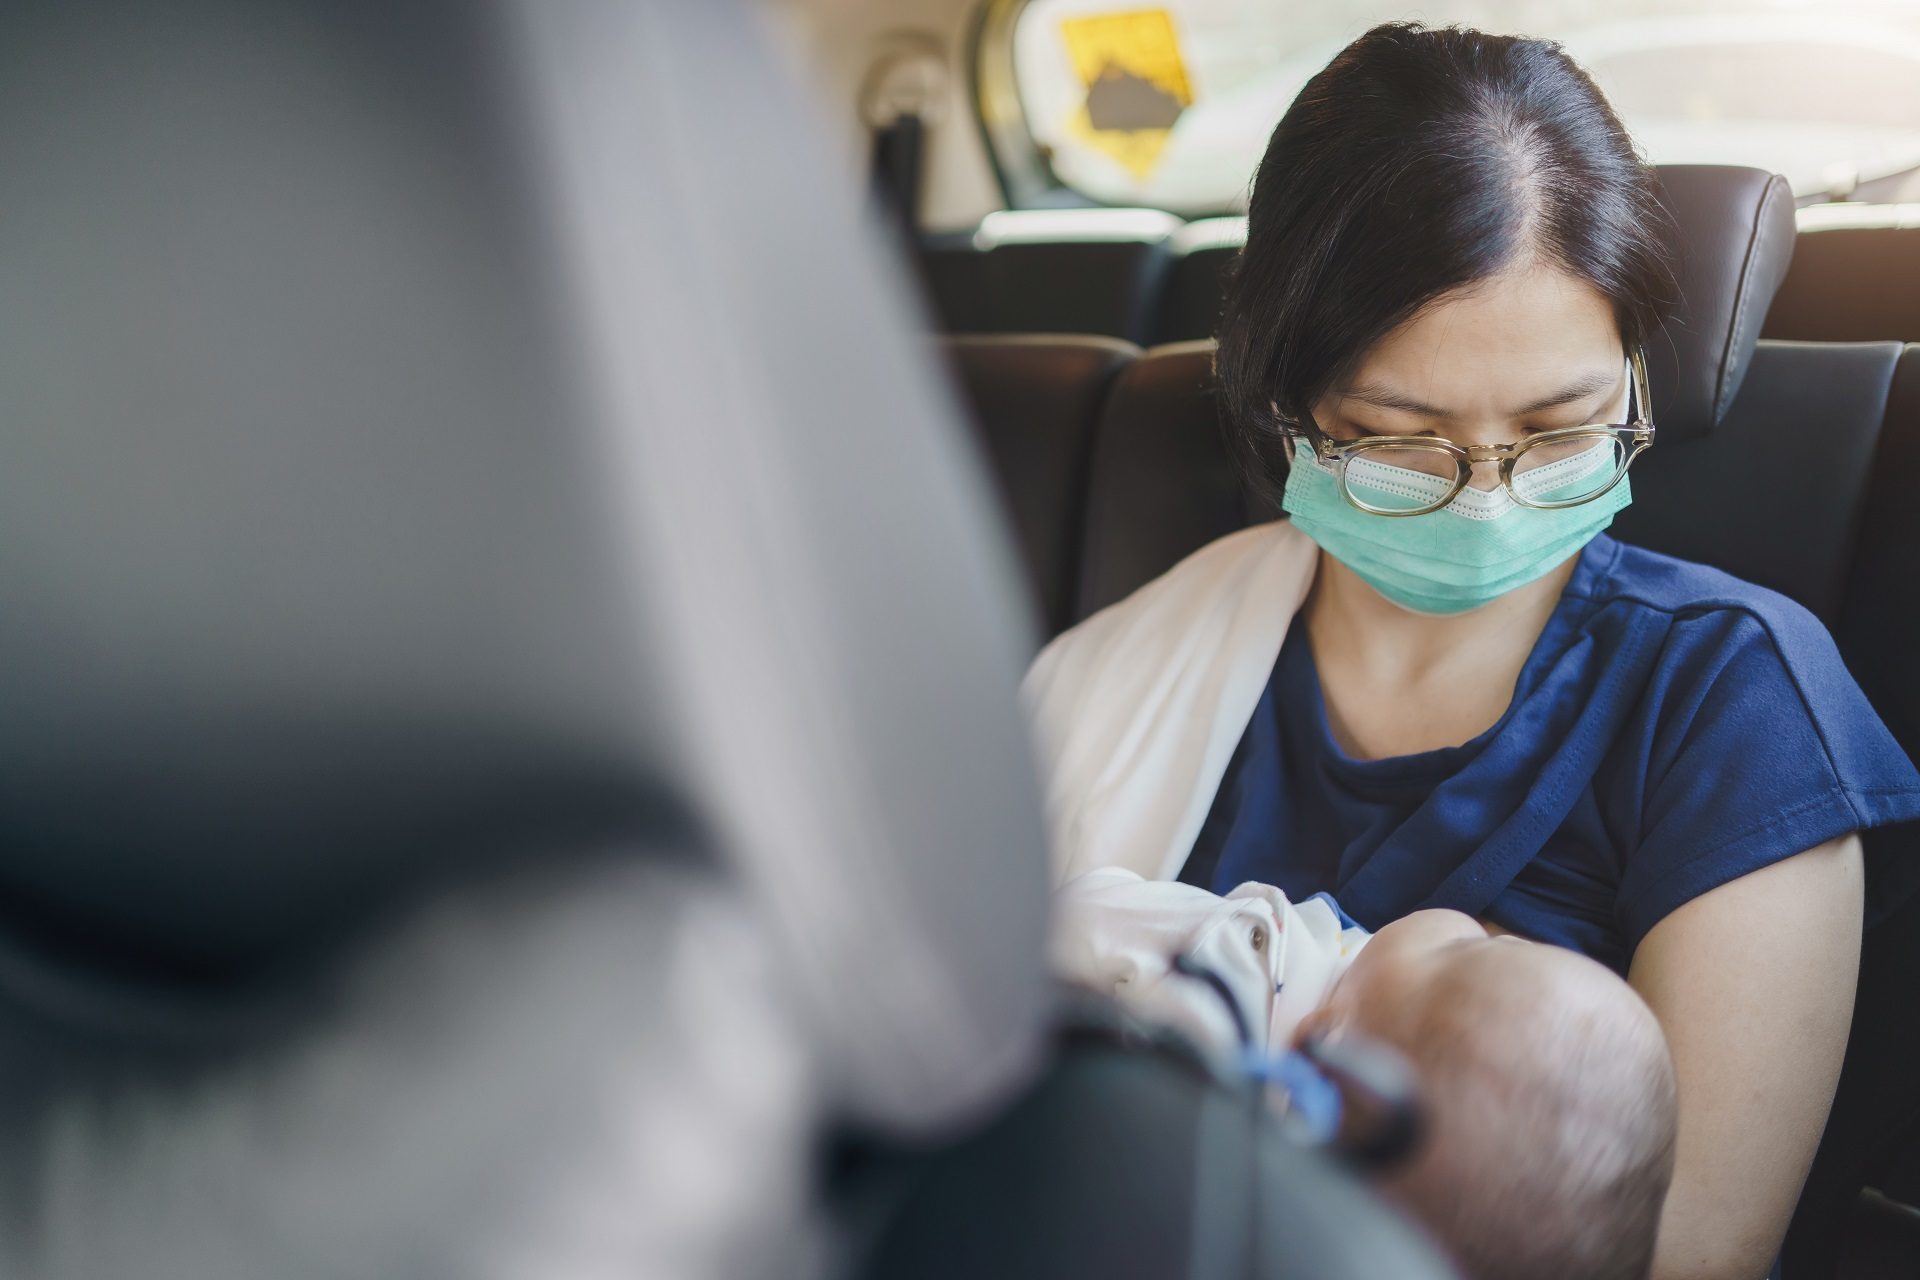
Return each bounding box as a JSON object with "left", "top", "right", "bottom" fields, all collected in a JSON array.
[{"left": 1008, "top": 1, "right": 1920, "bottom": 214}]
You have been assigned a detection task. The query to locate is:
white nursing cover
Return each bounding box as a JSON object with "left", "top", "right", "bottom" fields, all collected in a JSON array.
[
  {"left": 1051, "top": 866, "right": 1370, "bottom": 1056},
  {"left": 1021, "top": 520, "right": 1321, "bottom": 886}
]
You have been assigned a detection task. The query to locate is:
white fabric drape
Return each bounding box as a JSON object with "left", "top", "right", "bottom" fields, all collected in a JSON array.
[
  {"left": 1051, "top": 866, "right": 1369, "bottom": 1055},
  {"left": 1022, "top": 520, "right": 1321, "bottom": 886}
]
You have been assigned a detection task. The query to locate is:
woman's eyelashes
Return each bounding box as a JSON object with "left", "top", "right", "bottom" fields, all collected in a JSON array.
[
  {"left": 1330, "top": 417, "right": 1591, "bottom": 443},
  {"left": 1329, "top": 419, "right": 1436, "bottom": 441},
  {"left": 1326, "top": 387, "right": 1623, "bottom": 441}
]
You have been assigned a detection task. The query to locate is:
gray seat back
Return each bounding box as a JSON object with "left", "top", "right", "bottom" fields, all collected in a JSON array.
[{"left": 0, "top": 2, "right": 1052, "bottom": 1275}]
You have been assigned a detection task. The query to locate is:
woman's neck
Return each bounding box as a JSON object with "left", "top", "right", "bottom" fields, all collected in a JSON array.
[
  {"left": 1299, "top": 550, "right": 1584, "bottom": 759},
  {"left": 1303, "top": 550, "right": 1581, "bottom": 686}
]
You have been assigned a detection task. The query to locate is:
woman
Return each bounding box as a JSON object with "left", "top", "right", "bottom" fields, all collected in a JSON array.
[{"left": 1025, "top": 23, "right": 1920, "bottom": 1280}]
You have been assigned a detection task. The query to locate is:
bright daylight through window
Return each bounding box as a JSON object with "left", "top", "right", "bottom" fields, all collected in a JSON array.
[{"left": 1011, "top": 0, "right": 1920, "bottom": 213}]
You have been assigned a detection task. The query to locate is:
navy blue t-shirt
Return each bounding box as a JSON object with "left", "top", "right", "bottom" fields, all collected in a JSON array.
[{"left": 1180, "top": 533, "right": 1920, "bottom": 974}]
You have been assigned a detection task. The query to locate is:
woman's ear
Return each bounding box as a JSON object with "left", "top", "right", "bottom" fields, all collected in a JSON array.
[{"left": 1270, "top": 403, "right": 1298, "bottom": 464}]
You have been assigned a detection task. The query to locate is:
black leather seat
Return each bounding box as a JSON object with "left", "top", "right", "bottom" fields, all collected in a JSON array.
[
  {"left": 1151, "top": 216, "right": 1248, "bottom": 346},
  {"left": 1791, "top": 343, "right": 1920, "bottom": 1278},
  {"left": 916, "top": 209, "right": 1181, "bottom": 345},
  {"left": 1074, "top": 340, "right": 1273, "bottom": 620},
  {"left": 1765, "top": 211, "right": 1920, "bottom": 343},
  {"left": 1841, "top": 346, "right": 1920, "bottom": 755},
  {"left": 1604, "top": 166, "right": 1874, "bottom": 622},
  {"left": 936, "top": 336, "right": 1137, "bottom": 636}
]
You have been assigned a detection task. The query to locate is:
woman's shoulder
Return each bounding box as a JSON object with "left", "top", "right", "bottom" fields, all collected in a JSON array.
[
  {"left": 1574, "top": 537, "right": 1916, "bottom": 810},
  {"left": 1588, "top": 538, "right": 1920, "bottom": 948},
  {"left": 1576, "top": 535, "right": 1834, "bottom": 672},
  {"left": 1581, "top": 535, "right": 1818, "bottom": 628}
]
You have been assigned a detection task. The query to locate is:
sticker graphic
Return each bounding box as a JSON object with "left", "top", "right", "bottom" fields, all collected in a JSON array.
[{"left": 1058, "top": 9, "right": 1194, "bottom": 179}]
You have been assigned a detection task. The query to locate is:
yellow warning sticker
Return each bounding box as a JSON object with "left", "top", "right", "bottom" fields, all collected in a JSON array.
[{"left": 1058, "top": 8, "right": 1194, "bottom": 179}]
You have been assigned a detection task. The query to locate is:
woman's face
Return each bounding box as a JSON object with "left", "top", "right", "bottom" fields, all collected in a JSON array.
[{"left": 1308, "top": 264, "right": 1632, "bottom": 490}]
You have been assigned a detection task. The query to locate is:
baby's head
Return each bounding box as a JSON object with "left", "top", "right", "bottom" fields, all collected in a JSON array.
[{"left": 1296, "top": 911, "right": 1677, "bottom": 1280}]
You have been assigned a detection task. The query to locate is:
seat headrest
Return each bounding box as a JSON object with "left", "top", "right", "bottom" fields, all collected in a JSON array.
[
  {"left": 1648, "top": 165, "right": 1796, "bottom": 441},
  {"left": 0, "top": 0, "right": 1049, "bottom": 1126}
]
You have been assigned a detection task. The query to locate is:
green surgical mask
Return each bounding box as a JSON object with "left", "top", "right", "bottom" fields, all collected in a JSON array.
[{"left": 1281, "top": 442, "right": 1630, "bottom": 615}]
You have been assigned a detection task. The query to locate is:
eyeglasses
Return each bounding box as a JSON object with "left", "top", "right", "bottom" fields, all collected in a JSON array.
[{"left": 1286, "top": 351, "right": 1655, "bottom": 517}]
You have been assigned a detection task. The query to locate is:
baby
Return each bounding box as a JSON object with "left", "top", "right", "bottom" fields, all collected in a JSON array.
[{"left": 1052, "top": 868, "right": 1678, "bottom": 1280}]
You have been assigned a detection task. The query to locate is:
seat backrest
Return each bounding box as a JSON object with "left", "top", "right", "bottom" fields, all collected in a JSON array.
[
  {"left": 1840, "top": 345, "right": 1920, "bottom": 752},
  {"left": 916, "top": 209, "right": 1181, "bottom": 344},
  {"left": 1151, "top": 216, "right": 1248, "bottom": 346},
  {"left": 0, "top": 1, "right": 1054, "bottom": 1273},
  {"left": 1764, "top": 207, "right": 1920, "bottom": 343},
  {"left": 1074, "top": 341, "right": 1271, "bottom": 620},
  {"left": 936, "top": 336, "right": 1137, "bottom": 636},
  {"left": 1609, "top": 339, "right": 1901, "bottom": 623},
  {"left": 1783, "top": 344, "right": 1920, "bottom": 1274}
]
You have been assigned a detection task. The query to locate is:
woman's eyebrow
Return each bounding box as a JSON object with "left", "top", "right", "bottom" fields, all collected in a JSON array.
[
  {"left": 1510, "top": 368, "right": 1623, "bottom": 416},
  {"left": 1337, "top": 383, "right": 1450, "bottom": 417},
  {"left": 1338, "top": 367, "right": 1623, "bottom": 420}
]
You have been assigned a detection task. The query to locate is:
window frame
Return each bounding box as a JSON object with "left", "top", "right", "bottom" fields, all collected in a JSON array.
[{"left": 969, "top": 0, "right": 1110, "bottom": 211}]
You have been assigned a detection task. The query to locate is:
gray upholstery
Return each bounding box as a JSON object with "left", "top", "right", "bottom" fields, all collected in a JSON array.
[
  {"left": 851, "top": 1040, "right": 1452, "bottom": 1280},
  {"left": 2, "top": 856, "right": 817, "bottom": 1279},
  {"left": 0, "top": 1, "right": 1054, "bottom": 1274},
  {"left": 504, "top": 2, "right": 1054, "bottom": 1119}
]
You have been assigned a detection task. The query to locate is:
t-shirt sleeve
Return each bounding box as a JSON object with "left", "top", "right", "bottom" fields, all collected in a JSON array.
[{"left": 1617, "top": 604, "right": 1920, "bottom": 951}]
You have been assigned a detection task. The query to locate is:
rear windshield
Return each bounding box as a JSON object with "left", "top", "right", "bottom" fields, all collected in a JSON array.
[{"left": 1009, "top": 1, "right": 1920, "bottom": 214}]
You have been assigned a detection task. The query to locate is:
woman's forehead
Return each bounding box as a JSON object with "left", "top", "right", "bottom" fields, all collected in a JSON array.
[{"left": 1335, "top": 265, "right": 1623, "bottom": 416}]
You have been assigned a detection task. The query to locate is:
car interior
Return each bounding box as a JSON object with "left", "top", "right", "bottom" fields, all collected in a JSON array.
[{"left": 6, "top": 1, "right": 1920, "bottom": 1278}]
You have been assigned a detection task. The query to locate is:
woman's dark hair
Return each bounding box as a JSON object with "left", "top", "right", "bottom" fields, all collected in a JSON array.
[{"left": 1215, "top": 23, "right": 1678, "bottom": 503}]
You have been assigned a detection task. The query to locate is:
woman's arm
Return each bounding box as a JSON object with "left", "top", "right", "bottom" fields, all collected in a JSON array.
[{"left": 1628, "top": 834, "right": 1864, "bottom": 1280}]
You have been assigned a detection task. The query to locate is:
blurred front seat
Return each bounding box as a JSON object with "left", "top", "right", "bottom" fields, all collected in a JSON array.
[{"left": 0, "top": 3, "right": 1051, "bottom": 1275}]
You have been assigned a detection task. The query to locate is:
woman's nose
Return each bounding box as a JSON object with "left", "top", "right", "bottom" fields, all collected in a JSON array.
[{"left": 1464, "top": 452, "right": 1506, "bottom": 491}]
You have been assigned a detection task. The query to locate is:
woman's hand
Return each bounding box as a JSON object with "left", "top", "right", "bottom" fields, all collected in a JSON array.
[{"left": 1629, "top": 834, "right": 1865, "bottom": 1280}]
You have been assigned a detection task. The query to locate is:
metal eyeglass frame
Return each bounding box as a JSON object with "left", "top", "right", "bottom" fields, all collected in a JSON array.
[{"left": 1285, "top": 350, "right": 1656, "bottom": 517}]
